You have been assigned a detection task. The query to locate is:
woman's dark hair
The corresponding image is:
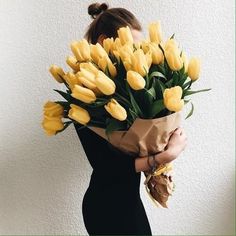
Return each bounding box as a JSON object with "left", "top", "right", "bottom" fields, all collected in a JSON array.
[{"left": 85, "top": 2, "right": 142, "bottom": 44}]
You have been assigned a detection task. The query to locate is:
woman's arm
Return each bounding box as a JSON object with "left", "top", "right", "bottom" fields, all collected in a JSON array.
[
  {"left": 135, "top": 150, "right": 172, "bottom": 173},
  {"left": 135, "top": 127, "right": 187, "bottom": 173}
]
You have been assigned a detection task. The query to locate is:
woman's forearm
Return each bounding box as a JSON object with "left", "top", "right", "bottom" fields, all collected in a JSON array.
[{"left": 134, "top": 150, "right": 171, "bottom": 173}]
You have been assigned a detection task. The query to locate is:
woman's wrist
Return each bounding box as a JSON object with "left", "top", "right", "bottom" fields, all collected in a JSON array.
[{"left": 154, "top": 149, "right": 173, "bottom": 164}]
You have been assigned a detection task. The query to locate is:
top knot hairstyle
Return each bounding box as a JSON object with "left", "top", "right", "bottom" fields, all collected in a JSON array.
[{"left": 85, "top": 2, "right": 142, "bottom": 44}]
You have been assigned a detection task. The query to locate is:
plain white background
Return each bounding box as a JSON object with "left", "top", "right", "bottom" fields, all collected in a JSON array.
[{"left": 0, "top": 0, "right": 235, "bottom": 235}]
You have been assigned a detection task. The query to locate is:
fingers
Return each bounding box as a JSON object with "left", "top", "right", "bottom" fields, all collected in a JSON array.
[
  {"left": 174, "top": 127, "right": 187, "bottom": 139},
  {"left": 173, "top": 127, "right": 182, "bottom": 135}
]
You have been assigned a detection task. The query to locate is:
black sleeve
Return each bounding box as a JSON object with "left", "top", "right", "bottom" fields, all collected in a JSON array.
[{"left": 73, "top": 123, "right": 137, "bottom": 178}]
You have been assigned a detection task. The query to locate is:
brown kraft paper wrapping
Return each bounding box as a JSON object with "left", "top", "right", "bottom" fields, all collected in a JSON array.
[{"left": 88, "top": 111, "right": 182, "bottom": 208}]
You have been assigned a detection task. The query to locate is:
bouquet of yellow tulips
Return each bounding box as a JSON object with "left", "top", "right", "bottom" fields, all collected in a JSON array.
[{"left": 42, "top": 21, "right": 210, "bottom": 208}]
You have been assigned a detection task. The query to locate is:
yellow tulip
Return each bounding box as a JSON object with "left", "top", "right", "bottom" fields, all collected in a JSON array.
[
  {"left": 43, "top": 101, "right": 64, "bottom": 117},
  {"left": 103, "top": 37, "right": 114, "bottom": 54},
  {"left": 163, "top": 86, "right": 184, "bottom": 112},
  {"left": 98, "top": 56, "right": 117, "bottom": 77},
  {"left": 164, "top": 39, "right": 179, "bottom": 52},
  {"left": 127, "top": 71, "right": 146, "bottom": 90},
  {"left": 113, "top": 43, "right": 133, "bottom": 62},
  {"left": 90, "top": 43, "right": 108, "bottom": 64},
  {"left": 112, "top": 38, "right": 122, "bottom": 52},
  {"left": 141, "top": 40, "right": 151, "bottom": 53},
  {"left": 64, "top": 72, "right": 82, "bottom": 90},
  {"left": 149, "top": 42, "right": 164, "bottom": 64},
  {"left": 145, "top": 50, "right": 153, "bottom": 68},
  {"left": 181, "top": 52, "right": 188, "bottom": 73},
  {"left": 165, "top": 47, "right": 183, "bottom": 71},
  {"left": 149, "top": 21, "right": 163, "bottom": 44},
  {"left": 95, "top": 71, "right": 116, "bottom": 95},
  {"left": 123, "top": 60, "right": 133, "bottom": 71},
  {"left": 131, "top": 49, "right": 149, "bottom": 76},
  {"left": 71, "top": 84, "right": 96, "bottom": 103},
  {"left": 41, "top": 115, "right": 64, "bottom": 136},
  {"left": 164, "top": 86, "right": 182, "bottom": 99},
  {"left": 70, "top": 39, "right": 91, "bottom": 62},
  {"left": 79, "top": 62, "right": 99, "bottom": 74},
  {"left": 104, "top": 98, "right": 127, "bottom": 121},
  {"left": 76, "top": 68, "right": 97, "bottom": 89},
  {"left": 66, "top": 56, "right": 80, "bottom": 72},
  {"left": 113, "top": 50, "right": 121, "bottom": 62},
  {"left": 188, "top": 57, "right": 201, "bottom": 81},
  {"left": 49, "top": 65, "right": 65, "bottom": 83},
  {"left": 68, "top": 104, "right": 90, "bottom": 125},
  {"left": 117, "top": 26, "right": 134, "bottom": 45}
]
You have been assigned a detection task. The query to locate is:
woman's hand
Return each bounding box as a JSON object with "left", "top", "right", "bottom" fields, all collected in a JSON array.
[{"left": 155, "top": 127, "right": 187, "bottom": 164}]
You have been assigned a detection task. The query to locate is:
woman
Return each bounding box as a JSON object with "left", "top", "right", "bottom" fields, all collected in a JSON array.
[{"left": 74, "top": 2, "right": 187, "bottom": 235}]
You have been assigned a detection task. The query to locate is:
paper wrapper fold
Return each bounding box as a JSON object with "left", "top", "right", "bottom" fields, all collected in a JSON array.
[{"left": 88, "top": 111, "right": 182, "bottom": 208}]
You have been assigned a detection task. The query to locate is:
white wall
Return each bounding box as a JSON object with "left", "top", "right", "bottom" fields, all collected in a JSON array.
[{"left": 0, "top": 0, "right": 235, "bottom": 235}]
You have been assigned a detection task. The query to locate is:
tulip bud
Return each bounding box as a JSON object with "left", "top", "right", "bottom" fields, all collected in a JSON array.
[
  {"left": 41, "top": 115, "right": 64, "bottom": 136},
  {"left": 98, "top": 56, "right": 117, "bottom": 77},
  {"left": 64, "top": 72, "right": 82, "bottom": 90},
  {"left": 145, "top": 50, "right": 153, "bottom": 68},
  {"left": 117, "top": 26, "right": 134, "bottom": 45},
  {"left": 181, "top": 52, "right": 188, "bottom": 73},
  {"left": 66, "top": 56, "right": 80, "bottom": 72},
  {"left": 71, "top": 84, "right": 96, "bottom": 103},
  {"left": 70, "top": 39, "right": 91, "bottom": 62},
  {"left": 164, "top": 39, "right": 179, "bottom": 52},
  {"left": 112, "top": 38, "right": 122, "bottom": 51},
  {"left": 123, "top": 60, "right": 132, "bottom": 71},
  {"left": 76, "top": 68, "right": 97, "bottom": 89},
  {"left": 90, "top": 43, "right": 108, "bottom": 64},
  {"left": 165, "top": 47, "right": 183, "bottom": 71},
  {"left": 188, "top": 57, "right": 200, "bottom": 81},
  {"left": 95, "top": 71, "right": 116, "bottom": 95},
  {"left": 141, "top": 40, "right": 151, "bottom": 53},
  {"left": 149, "top": 42, "right": 164, "bottom": 64},
  {"left": 43, "top": 101, "right": 64, "bottom": 117},
  {"left": 131, "top": 49, "right": 149, "bottom": 76},
  {"left": 68, "top": 104, "right": 90, "bottom": 125},
  {"left": 104, "top": 98, "right": 127, "bottom": 121},
  {"left": 79, "top": 62, "right": 99, "bottom": 74},
  {"left": 127, "top": 71, "right": 146, "bottom": 90},
  {"left": 149, "top": 21, "right": 163, "bottom": 44},
  {"left": 103, "top": 37, "right": 114, "bottom": 54},
  {"left": 113, "top": 50, "right": 121, "bottom": 61},
  {"left": 49, "top": 65, "right": 65, "bottom": 83},
  {"left": 163, "top": 86, "right": 184, "bottom": 112}
]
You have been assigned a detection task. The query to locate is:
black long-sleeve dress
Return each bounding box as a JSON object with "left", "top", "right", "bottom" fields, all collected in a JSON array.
[{"left": 74, "top": 123, "right": 152, "bottom": 235}]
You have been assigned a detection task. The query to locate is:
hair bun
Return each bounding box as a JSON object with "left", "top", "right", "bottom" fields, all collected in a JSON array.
[{"left": 88, "top": 2, "right": 109, "bottom": 19}]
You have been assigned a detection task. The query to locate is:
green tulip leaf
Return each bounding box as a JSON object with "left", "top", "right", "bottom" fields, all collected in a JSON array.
[
  {"left": 105, "top": 118, "right": 127, "bottom": 139},
  {"left": 55, "top": 121, "right": 73, "bottom": 135},
  {"left": 146, "top": 87, "right": 156, "bottom": 99},
  {"left": 55, "top": 101, "right": 70, "bottom": 108},
  {"left": 184, "top": 99, "right": 191, "bottom": 105},
  {"left": 172, "top": 72, "right": 179, "bottom": 86},
  {"left": 156, "top": 79, "right": 166, "bottom": 94},
  {"left": 170, "top": 33, "right": 175, "bottom": 39},
  {"left": 125, "top": 82, "right": 144, "bottom": 117},
  {"left": 53, "top": 89, "right": 72, "bottom": 102},
  {"left": 129, "top": 108, "right": 138, "bottom": 121},
  {"left": 184, "top": 88, "right": 212, "bottom": 96},
  {"left": 150, "top": 99, "right": 165, "bottom": 118},
  {"left": 182, "top": 80, "right": 192, "bottom": 89},
  {"left": 149, "top": 71, "right": 167, "bottom": 80},
  {"left": 185, "top": 102, "right": 194, "bottom": 120}
]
